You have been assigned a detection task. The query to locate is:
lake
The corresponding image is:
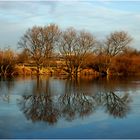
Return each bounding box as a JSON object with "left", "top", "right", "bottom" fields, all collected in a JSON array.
[{"left": 0, "top": 75, "right": 140, "bottom": 139}]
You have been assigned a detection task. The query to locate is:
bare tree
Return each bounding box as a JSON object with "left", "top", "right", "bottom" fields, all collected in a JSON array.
[
  {"left": 105, "top": 92, "right": 131, "bottom": 118},
  {"left": 18, "top": 24, "right": 60, "bottom": 75},
  {"left": 95, "top": 31, "right": 132, "bottom": 75},
  {"left": 59, "top": 28, "right": 96, "bottom": 77},
  {"left": 104, "top": 31, "right": 132, "bottom": 57}
]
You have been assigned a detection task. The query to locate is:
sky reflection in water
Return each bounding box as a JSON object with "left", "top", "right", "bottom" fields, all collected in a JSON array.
[{"left": 0, "top": 76, "right": 140, "bottom": 138}]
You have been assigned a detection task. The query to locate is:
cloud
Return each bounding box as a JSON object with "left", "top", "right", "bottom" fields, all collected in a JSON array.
[{"left": 0, "top": 1, "right": 140, "bottom": 49}]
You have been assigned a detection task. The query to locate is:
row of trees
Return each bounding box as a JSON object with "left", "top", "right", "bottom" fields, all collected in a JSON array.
[
  {"left": 1, "top": 23, "right": 140, "bottom": 77},
  {"left": 18, "top": 24, "right": 133, "bottom": 76}
]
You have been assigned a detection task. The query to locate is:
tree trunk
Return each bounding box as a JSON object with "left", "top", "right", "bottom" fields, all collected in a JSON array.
[
  {"left": 74, "top": 67, "right": 79, "bottom": 78},
  {"left": 106, "top": 67, "right": 110, "bottom": 75},
  {"left": 37, "top": 65, "right": 40, "bottom": 75}
]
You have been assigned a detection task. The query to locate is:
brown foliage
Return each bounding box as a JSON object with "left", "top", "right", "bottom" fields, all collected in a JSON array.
[
  {"left": 0, "top": 49, "right": 16, "bottom": 76},
  {"left": 110, "top": 52, "right": 140, "bottom": 75}
]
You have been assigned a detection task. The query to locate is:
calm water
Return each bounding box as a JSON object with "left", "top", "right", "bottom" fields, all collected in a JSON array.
[{"left": 0, "top": 75, "right": 140, "bottom": 139}]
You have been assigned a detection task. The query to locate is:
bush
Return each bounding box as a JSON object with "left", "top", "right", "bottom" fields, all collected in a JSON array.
[{"left": 0, "top": 49, "right": 16, "bottom": 76}]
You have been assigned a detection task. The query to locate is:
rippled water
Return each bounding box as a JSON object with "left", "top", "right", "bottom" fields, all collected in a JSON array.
[{"left": 0, "top": 76, "right": 140, "bottom": 138}]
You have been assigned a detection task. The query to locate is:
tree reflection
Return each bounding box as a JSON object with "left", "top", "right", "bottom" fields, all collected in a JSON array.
[
  {"left": 59, "top": 92, "right": 96, "bottom": 121},
  {"left": 20, "top": 95, "right": 60, "bottom": 124},
  {"left": 0, "top": 76, "right": 15, "bottom": 103},
  {"left": 18, "top": 77, "right": 132, "bottom": 125},
  {"left": 18, "top": 76, "right": 60, "bottom": 125},
  {"left": 104, "top": 92, "right": 131, "bottom": 118},
  {"left": 59, "top": 79, "right": 97, "bottom": 121}
]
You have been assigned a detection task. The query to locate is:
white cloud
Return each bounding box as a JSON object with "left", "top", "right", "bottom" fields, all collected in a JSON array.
[{"left": 0, "top": 1, "right": 140, "bottom": 49}]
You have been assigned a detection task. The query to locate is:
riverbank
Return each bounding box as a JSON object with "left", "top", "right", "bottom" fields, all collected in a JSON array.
[{"left": 12, "top": 65, "right": 140, "bottom": 77}]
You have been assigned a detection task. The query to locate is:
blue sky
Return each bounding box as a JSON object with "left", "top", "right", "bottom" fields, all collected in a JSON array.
[{"left": 0, "top": 1, "right": 140, "bottom": 51}]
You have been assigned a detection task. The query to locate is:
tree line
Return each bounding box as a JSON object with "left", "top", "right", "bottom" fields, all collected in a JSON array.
[{"left": 0, "top": 23, "right": 140, "bottom": 77}]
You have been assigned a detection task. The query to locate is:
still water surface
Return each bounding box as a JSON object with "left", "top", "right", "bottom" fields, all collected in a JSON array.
[{"left": 0, "top": 76, "right": 140, "bottom": 138}]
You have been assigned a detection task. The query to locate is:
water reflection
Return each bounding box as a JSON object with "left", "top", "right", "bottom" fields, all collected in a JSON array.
[
  {"left": 17, "top": 77, "right": 131, "bottom": 125},
  {"left": 18, "top": 76, "right": 59, "bottom": 124},
  {"left": 104, "top": 92, "right": 130, "bottom": 118},
  {"left": 0, "top": 76, "right": 15, "bottom": 103}
]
